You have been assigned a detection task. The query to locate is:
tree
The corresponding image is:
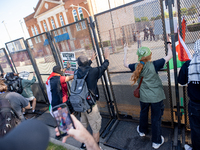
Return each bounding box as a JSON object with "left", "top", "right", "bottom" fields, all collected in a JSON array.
[
  {"left": 135, "top": 17, "right": 141, "bottom": 22},
  {"left": 150, "top": 17, "right": 155, "bottom": 21},
  {"left": 181, "top": 7, "right": 188, "bottom": 15},
  {"left": 155, "top": 15, "right": 161, "bottom": 20},
  {"left": 141, "top": 17, "right": 149, "bottom": 22},
  {"left": 187, "top": 5, "right": 197, "bottom": 16}
]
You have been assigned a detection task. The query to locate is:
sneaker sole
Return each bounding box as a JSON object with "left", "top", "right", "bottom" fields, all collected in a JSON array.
[{"left": 137, "top": 125, "right": 145, "bottom": 137}]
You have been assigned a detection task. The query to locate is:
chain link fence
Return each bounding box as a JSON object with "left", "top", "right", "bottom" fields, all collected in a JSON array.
[
  {"left": 0, "top": 48, "right": 13, "bottom": 73},
  {"left": 177, "top": 0, "right": 200, "bottom": 130},
  {"left": 26, "top": 33, "right": 57, "bottom": 83},
  {"left": 50, "top": 19, "right": 111, "bottom": 115},
  {"left": 95, "top": 0, "right": 174, "bottom": 125}
]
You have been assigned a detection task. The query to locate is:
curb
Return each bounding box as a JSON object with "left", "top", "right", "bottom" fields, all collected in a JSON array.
[{"left": 49, "top": 137, "right": 79, "bottom": 150}]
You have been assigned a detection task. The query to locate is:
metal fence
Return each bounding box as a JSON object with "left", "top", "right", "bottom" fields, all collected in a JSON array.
[
  {"left": 0, "top": 48, "right": 13, "bottom": 73},
  {"left": 95, "top": 0, "right": 174, "bottom": 127},
  {"left": 177, "top": 0, "right": 200, "bottom": 130},
  {"left": 1, "top": 0, "right": 199, "bottom": 148}
]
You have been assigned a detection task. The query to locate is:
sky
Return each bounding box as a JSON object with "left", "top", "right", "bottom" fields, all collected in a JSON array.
[{"left": 0, "top": 0, "right": 39, "bottom": 48}]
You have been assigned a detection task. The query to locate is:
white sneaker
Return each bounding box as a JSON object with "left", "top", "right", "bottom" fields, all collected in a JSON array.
[
  {"left": 137, "top": 125, "right": 145, "bottom": 137},
  {"left": 184, "top": 144, "right": 192, "bottom": 150},
  {"left": 152, "top": 136, "right": 164, "bottom": 149}
]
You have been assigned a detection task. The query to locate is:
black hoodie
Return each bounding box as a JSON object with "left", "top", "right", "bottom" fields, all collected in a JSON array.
[{"left": 77, "top": 59, "right": 109, "bottom": 100}]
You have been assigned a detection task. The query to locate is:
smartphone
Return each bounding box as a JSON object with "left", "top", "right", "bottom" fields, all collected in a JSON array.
[{"left": 52, "top": 103, "right": 75, "bottom": 137}]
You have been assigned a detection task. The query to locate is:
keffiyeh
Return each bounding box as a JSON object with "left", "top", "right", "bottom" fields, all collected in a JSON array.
[{"left": 188, "top": 39, "right": 200, "bottom": 84}]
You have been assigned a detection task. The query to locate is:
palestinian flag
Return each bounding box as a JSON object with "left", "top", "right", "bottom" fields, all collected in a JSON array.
[{"left": 168, "top": 18, "right": 192, "bottom": 69}]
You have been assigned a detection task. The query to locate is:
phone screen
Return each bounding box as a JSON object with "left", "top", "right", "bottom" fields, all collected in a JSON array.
[{"left": 52, "top": 103, "right": 75, "bottom": 136}]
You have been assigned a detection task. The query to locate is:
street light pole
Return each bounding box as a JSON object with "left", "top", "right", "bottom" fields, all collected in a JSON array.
[
  {"left": 19, "top": 20, "right": 26, "bottom": 39},
  {"left": 2, "top": 20, "right": 12, "bottom": 41}
]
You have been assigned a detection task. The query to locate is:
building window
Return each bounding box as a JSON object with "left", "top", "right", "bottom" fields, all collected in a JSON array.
[
  {"left": 31, "top": 27, "right": 36, "bottom": 36},
  {"left": 35, "top": 26, "right": 41, "bottom": 42},
  {"left": 31, "top": 27, "right": 38, "bottom": 43},
  {"left": 78, "top": 7, "right": 86, "bottom": 30},
  {"left": 72, "top": 9, "right": 81, "bottom": 31},
  {"left": 51, "top": 18, "right": 57, "bottom": 36},
  {"left": 43, "top": 22, "right": 48, "bottom": 32},
  {"left": 60, "top": 15, "right": 66, "bottom": 33}
]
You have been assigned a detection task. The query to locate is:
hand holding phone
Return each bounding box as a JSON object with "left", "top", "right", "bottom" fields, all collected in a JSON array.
[
  {"left": 52, "top": 103, "right": 75, "bottom": 137},
  {"left": 55, "top": 114, "right": 101, "bottom": 150}
]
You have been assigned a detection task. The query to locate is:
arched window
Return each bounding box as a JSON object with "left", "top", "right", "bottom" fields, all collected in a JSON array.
[
  {"left": 35, "top": 26, "right": 39, "bottom": 35},
  {"left": 72, "top": 9, "right": 81, "bottom": 31},
  {"left": 43, "top": 22, "right": 48, "bottom": 32},
  {"left": 31, "top": 27, "right": 36, "bottom": 36},
  {"left": 31, "top": 27, "right": 38, "bottom": 43},
  {"left": 34, "top": 26, "right": 41, "bottom": 42},
  {"left": 51, "top": 18, "right": 57, "bottom": 35},
  {"left": 60, "top": 15, "right": 66, "bottom": 33},
  {"left": 60, "top": 15, "right": 64, "bottom": 26},
  {"left": 78, "top": 7, "right": 86, "bottom": 29},
  {"left": 72, "top": 9, "right": 78, "bottom": 22},
  {"left": 51, "top": 18, "right": 56, "bottom": 29}
]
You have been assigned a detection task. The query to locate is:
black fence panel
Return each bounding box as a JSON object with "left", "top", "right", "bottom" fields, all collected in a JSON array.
[
  {"left": 5, "top": 38, "right": 47, "bottom": 103},
  {"left": 50, "top": 19, "right": 111, "bottom": 116},
  {"left": 95, "top": 0, "right": 174, "bottom": 126},
  {"left": 26, "top": 33, "right": 58, "bottom": 83},
  {"left": 0, "top": 48, "right": 13, "bottom": 73},
  {"left": 177, "top": 0, "right": 200, "bottom": 130}
]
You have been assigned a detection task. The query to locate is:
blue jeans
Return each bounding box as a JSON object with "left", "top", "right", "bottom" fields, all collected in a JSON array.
[
  {"left": 188, "top": 100, "right": 200, "bottom": 150},
  {"left": 139, "top": 100, "right": 164, "bottom": 144}
]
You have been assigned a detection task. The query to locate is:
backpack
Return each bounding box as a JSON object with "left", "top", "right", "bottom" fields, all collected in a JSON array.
[
  {"left": 5, "top": 73, "right": 23, "bottom": 94},
  {"left": 0, "top": 93, "right": 21, "bottom": 137},
  {"left": 69, "top": 70, "right": 95, "bottom": 113}
]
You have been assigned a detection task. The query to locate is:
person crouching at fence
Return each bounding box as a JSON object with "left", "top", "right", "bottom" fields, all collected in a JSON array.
[
  {"left": 123, "top": 39, "right": 172, "bottom": 149},
  {"left": 0, "top": 80, "right": 31, "bottom": 121},
  {"left": 20, "top": 71, "right": 38, "bottom": 114}
]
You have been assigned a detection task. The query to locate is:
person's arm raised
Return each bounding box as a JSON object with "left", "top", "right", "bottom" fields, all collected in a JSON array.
[
  {"left": 164, "top": 35, "right": 173, "bottom": 63},
  {"left": 65, "top": 75, "right": 74, "bottom": 82},
  {"left": 123, "top": 43, "right": 129, "bottom": 68}
]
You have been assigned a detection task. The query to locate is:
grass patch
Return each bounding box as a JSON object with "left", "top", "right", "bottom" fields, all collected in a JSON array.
[{"left": 46, "top": 142, "right": 68, "bottom": 150}]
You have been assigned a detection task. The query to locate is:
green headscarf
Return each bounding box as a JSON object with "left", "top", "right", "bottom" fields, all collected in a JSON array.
[{"left": 137, "top": 47, "right": 152, "bottom": 61}]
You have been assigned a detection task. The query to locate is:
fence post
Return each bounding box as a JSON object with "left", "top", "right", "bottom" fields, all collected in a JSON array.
[
  {"left": 46, "top": 32, "right": 62, "bottom": 67},
  {"left": 24, "top": 39, "right": 49, "bottom": 103},
  {"left": 2, "top": 48, "right": 16, "bottom": 73},
  {"left": 89, "top": 16, "right": 117, "bottom": 119}
]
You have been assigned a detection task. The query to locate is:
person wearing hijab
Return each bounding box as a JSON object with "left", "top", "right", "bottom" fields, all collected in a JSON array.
[
  {"left": 178, "top": 39, "right": 200, "bottom": 150},
  {"left": 123, "top": 39, "right": 172, "bottom": 149},
  {"left": 46, "top": 66, "right": 74, "bottom": 116}
]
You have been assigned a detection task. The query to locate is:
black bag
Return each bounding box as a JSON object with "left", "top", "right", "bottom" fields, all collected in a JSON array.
[
  {"left": 69, "top": 70, "right": 95, "bottom": 113},
  {"left": 0, "top": 93, "right": 21, "bottom": 137},
  {"left": 5, "top": 73, "right": 23, "bottom": 94}
]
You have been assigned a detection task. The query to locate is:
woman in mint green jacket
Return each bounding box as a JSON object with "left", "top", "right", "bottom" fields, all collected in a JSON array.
[{"left": 123, "top": 41, "right": 172, "bottom": 149}]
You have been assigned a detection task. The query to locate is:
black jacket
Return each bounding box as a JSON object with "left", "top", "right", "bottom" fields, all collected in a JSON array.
[
  {"left": 76, "top": 59, "right": 109, "bottom": 100},
  {"left": 178, "top": 60, "right": 200, "bottom": 103}
]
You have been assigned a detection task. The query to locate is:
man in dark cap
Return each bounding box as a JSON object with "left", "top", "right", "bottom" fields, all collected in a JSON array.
[
  {"left": 46, "top": 65, "right": 74, "bottom": 116},
  {"left": 75, "top": 49, "right": 110, "bottom": 149}
]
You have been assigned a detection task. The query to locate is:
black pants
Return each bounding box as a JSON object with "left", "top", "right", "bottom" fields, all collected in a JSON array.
[{"left": 139, "top": 100, "right": 164, "bottom": 144}]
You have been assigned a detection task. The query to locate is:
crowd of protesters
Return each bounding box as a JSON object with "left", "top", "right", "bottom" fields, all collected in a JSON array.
[{"left": 0, "top": 36, "right": 199, "bottom": 150}]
